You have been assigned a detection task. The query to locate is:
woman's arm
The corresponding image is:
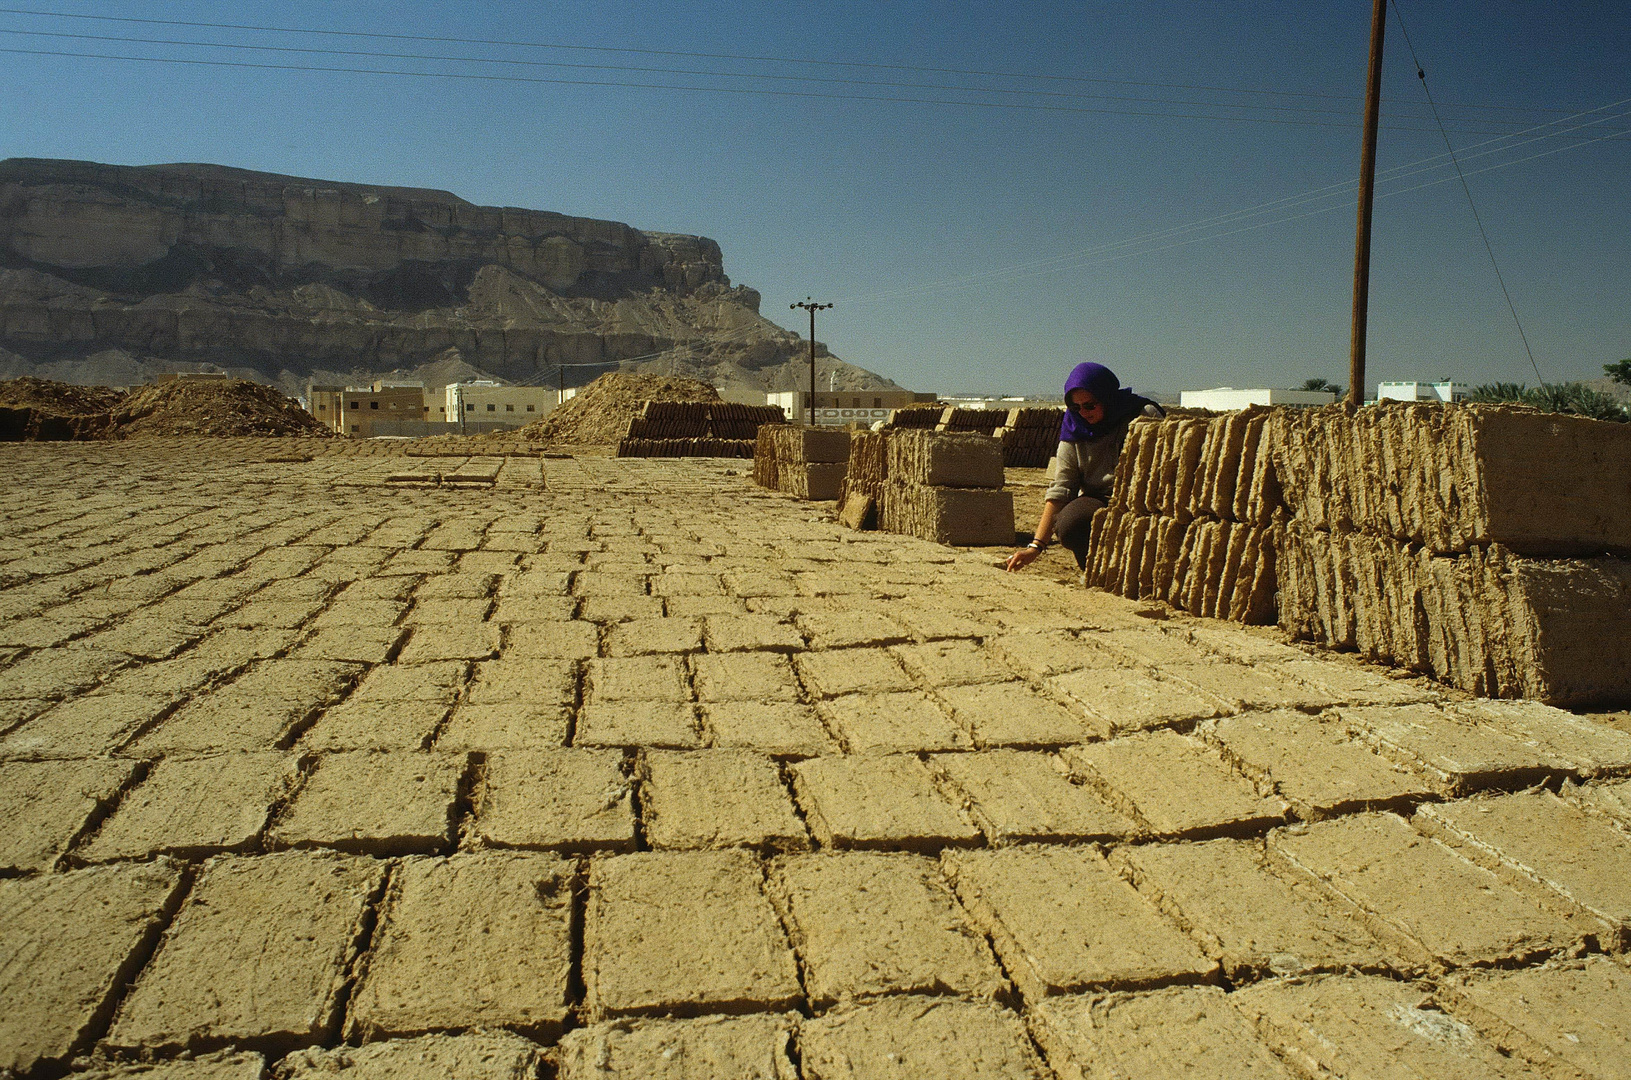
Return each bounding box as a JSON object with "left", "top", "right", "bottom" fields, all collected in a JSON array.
[{"left": 1005, "top": 498, "right": 1067, "bottom": 571}]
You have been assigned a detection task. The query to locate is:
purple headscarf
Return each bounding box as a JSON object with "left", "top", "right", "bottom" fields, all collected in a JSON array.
[{"left": 1059, "top": 362, "right": 1147, "bottom": 442}]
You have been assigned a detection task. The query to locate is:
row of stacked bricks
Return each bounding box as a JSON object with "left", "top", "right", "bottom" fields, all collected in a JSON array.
[
  {"left": 993, "top": 406, "right": 1065, "bottom": 469},
  {"left": 877, "top": 430, "right": 1015, "bottom": 546},
  {"left": 1086, "top": 406, "right": 1281, "bottom": 625},
  {"left": 753, "top": 426, "right": 851, "bottom": 500},
  {"left": 934, "top": 407, "right": 1005, "bottom": 436},
  {"left": 617, "top": 401, "right": 785, "bottom": 458},
  {"left": 1274, "top": 402, "right": 1631, "bottom": 706},
  {"left": 884, "top": 404, "right": 945, "bottom": 429}
]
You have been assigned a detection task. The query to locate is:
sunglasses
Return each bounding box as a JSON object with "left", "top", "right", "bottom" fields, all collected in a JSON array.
[{"left": 1069, "top": 398, "right": 1101, "bottom": 413}]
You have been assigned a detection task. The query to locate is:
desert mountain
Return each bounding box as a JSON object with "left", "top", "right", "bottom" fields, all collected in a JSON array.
[{"left": 0, "top": 158, "right": 897, "bottom": 398}]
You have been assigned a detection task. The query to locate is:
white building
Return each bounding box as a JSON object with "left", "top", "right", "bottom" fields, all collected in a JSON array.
[
  {"left": 767, "top": 389, "right": 932, "bottom": 426},
  {"left": 1178, "top": 387, "right": 1338, "bottom": 410},
  {"left": 1377, "top": 380, "right": 1465, "bottom": 403},
  {"left": 443, "top": 381, "right": 558, "bottom": 426}
]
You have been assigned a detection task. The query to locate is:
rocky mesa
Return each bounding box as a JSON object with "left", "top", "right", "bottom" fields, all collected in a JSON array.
[{"left": 0, "top": 158, "right": 894, "bottom": 396}]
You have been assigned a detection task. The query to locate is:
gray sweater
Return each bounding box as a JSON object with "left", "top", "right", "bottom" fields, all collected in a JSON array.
[{"left": 1043, "top": 404, "right": 1164, "bottom": 503}]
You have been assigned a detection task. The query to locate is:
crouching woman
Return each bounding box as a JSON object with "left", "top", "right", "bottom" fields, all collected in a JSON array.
[{"left": 1005, "top": 362, "right": 1163, "bottom": 573}]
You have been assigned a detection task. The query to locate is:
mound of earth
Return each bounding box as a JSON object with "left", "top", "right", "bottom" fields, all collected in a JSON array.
[
  {"left": 522, "top": 373, "right": 722, "bottom": 445},
  {"left": 0, "top": 376, "right": 330, "bottom": 440},
  {"left": 110, "top": 380, "right": 331, "bottom": 438}
]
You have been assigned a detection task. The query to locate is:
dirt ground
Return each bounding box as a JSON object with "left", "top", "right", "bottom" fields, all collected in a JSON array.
[{"left": 2, "top": 439, "right": 1628, "bottom": 1079}]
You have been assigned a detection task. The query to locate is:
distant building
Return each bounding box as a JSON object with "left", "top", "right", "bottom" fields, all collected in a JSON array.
[
  {"left": 1178, "top": 387, "right": 1338, "bottom": 410},
  {"left": 445, "top": 381, "right": 557, "bottom": 428},
  {"left": 307, "top": 381, "right": 433, "bottom": 437},
  {"left": 769, "top": 389, "right": 935, "bottom": 426},
  {"left": 1377, "top": 380, "right": 1465, "bottom": 403}
]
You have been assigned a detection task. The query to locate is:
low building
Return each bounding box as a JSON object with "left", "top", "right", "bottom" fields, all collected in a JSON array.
[
  {"left": 445, "top": 381, "right": 557, "bottom": 429},
  {"left": 307, "top": 381, "right": 436, "bottom": 437},
  {"left": 1377, "top": 380, "right": 1465, "bottom": 403},
  {"left": 768, "top": 389, "right": 935, "bottom": 426},
  {"left": 1178, "top": 387, "right": 1339, "bottom": 411}
]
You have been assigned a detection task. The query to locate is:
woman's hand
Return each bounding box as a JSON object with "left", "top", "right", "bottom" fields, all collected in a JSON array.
[{"left": 1005, "top": 545, "right": 1041, "bottom": 572}]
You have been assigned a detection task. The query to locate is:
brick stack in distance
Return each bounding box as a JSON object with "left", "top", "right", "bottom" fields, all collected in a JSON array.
[
  {"left": 617, "top": 401, "right": 784, "bottom": 459},
  {"left": 934, "top": 406, "right": 1005, "bottom": 436},
  {"left": 992, "top": 406, "right": 1064, "bottom": 468},
  {"left": 878, "top": 430, "right": 1015, "bottom": 546},
  {"left": 1273, "top": 403, "right": 1631, "bottom": 706},
  {"left": 884, "top": 404, "right": 944, "bottom": 430},
  {"left": 752, "top": 426, "right": 850, "bottom": 500},
  {"left": 1085, "top": 406, "right": 1281, "bottom": 625}
]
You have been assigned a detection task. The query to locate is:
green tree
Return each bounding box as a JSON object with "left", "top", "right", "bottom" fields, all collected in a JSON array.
[
  {"left": 1605, "top": 359, "right": 1631, "bottom": 387},
  {"left": 1299, "top": 377, "right": 1344, "bottom": 398}
]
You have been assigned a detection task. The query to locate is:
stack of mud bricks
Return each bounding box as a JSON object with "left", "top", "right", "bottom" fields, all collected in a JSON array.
[
  {"left": 993, "top": 406, "right": 1065, "bottom": 468},
  {"left": 836, "top": 430, "right": 889, "bottom": 526},
  {"left": 884, "top": 404, "right": 944, "bottom": 429},
  {"left": 752, "top": 426, "right": 851, "bottom": 500},
  {"left": 1086, "top": 406, "right": 1281, "bottom": 625},
  {"left": 1274, "top": 402, "right": 1631, "bottom": 706},
  {"left": 880, "top": 430, "right": 1015, "bottom": 546},
  {"left": 934, "top": 407, "right": 1005, "bottom": 436},
  {"left": 617, "top": 401, "right": 783, "bottom": 459}
]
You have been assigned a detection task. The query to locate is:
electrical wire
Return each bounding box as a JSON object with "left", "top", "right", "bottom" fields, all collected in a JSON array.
[{"left": 1389, "top": 0, "right": 1546, "bottom": 386}]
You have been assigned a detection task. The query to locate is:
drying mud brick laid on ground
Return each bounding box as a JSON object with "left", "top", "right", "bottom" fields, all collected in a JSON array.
[
  {"left": 701, "top": 700, "right": 837, "bottom": 757},
  {"left": 584, "top": 850, "right": 801, "bottom": 1020},
  {"left": 75, "top": 1051, "right": 269, "bottom": 1080},
  {"left": 469, "top": 748, "right": 636, "bottom": 852},
  {"left": 637, "top": 749, "right": 809, "bottom": 852},
  {"left": 1029, "top": 986, "right": 1300, "bottom": 1080},
  {"left": 1437, "top": 957, "right": 1631, "bottom": 1079},
  {"left": 346, "top": 851, "right": 573, "bottom": 1041},
  {"left": 0, "top": 757, "right": 136, "bottom": 871},
  {"left": 0, "top": 862, "right": 185, "bottom": 1075},
  {"left": 80, "top": 752, "right": 295, "bottom": 862},
  {"left": 789, "top": 754, "right": 981, "bottom": 850},
  {"left": 932, "top": 750, "right": 1140, "bottom": 845},
  {"left": 277, "top": 1031, "right": 543, "bottom": 1080},
  {"left": 798, "top": 995, "right": 1049, "bottom": 1080},
  {"left": 557, "top": 1014, "right": 800, "bottom": 1079},
  {"left": 268, "top": 750, "right": 465, "bottom": 856}
]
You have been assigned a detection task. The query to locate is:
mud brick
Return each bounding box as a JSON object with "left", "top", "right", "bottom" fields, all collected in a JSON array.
[
  {"left": 0, "top": 757, "right": 133, "bottom": 866},
  {"left": 576, "top": 701, "right": 702, "bottom": 749},
  {"left": 309, "top": 599, "right": 407, "bottom": 628},
  {"left": 574, "top": 571, "right": 650, "bottom": 597},
  {"left": 1268, "top": 659, "right": 1436, "bottom": 706},
  {"left": 770, "top": 852, "right": 1006, "bottom": 1006},
  {"left": 349, "top": 660, "right": 468, "bottom": 704},
  {"left": 465, "top": 659, "right": 577, "bottom": 707},
  {"left": 891, "top": 602, "right": 1001, "bottom": 642},
  {"left": 795, "top": 611, "right": 911, "bottom": 649},
  {"left": 1417, "top": 790, "right": 1631, "bottom": 937},
  {"left": 1232, "top": 973, "right": 1541, "bottom": 1080},
  {"left": 1048, "top": 669, "right": 1222, "bottom": 737},
  {"left": 1204, "top": 710, "right": 1436, "bottom": 820},
  {"left": 1439, "top": 957, "right": 1631, "bottom": 1080},
  {"left": 557, "top": 1014, "right": 798, "bottom": 1080},
  {"left": 987, "top": 631, "right": 1120, "bottom": 680},
  {"left": 1030, "top": 987, "right": 1298, "bottom": 1080},
  {"left": 498, "top": 571, "right": 573, "bottom": 598},
  {"left": 347, "top": 851, "right": 573, "bottom": 1040},
  {"left": 890, "top": 640, "right": 1014, "bottom": 687},
  {"left": 934, "top": 682, "right": 1093, "bottom": 748},
  {"left": 650, "top": 572, "right": 724, "bottom": 597},
  {"left": 943, "top": 847, "right": 1216, "bottom": 999},
  {"left": 270, "top": 751, "right": 464, "bottom": 856},
  {"left": 935, "top": 751, "right": 1133, "bottom": 845},
  {"left": 435, "top": 702, "right": 569, "bottom": 751},
  {"left": 692, "top": 652, "right": 802, "bottom": 703},
  {"left": 215, "top": 600, "right": 324, "bottom": 630},
  {"left": 405, "top": 598, "right": 492, "bottom": 624},
  {"left": 1061, "top": 732, "right": 1287, "bottom": 839},
  {"left": 294, "top": 625, "right": 407, "bottom": 665},
  {"left": 225, "top": 659, "right": 363, "bottom": 704},
  {"left": 579, "top": 596, "right": 666, "bottom": 623},
  {"left": 75, "top": 1051, "right": 267, "bottom": 1080},
  {"left": 501, "top": 619, "right": 599, "bottom": 660},
  {"left": 585, "top": 656, "right": 689, "bottom": 702},
  {"left": 82, "top": 752, "right": 292, "bottom": 862},
  {"left": 1268, "top": 813, "right": 1582, "bottom": 968},
  {"left": 127, "top": 693, "right": 318, "bottom": 755},
  {"left": 279, "top": 1032, "right": 540, "bottom": 1079},
  {"left": 1160, "top": 661, "right": 1336, "bottom": 712},
  {"left": 639, "top": 750, "right": 807, "bottom": 852},
  {"left": 1567, "top": 776, "right": 1631, "bottom": 825},
  {"left": 0, "top": 862, "right": 186, "bottom": 1075},
  {"left": 663, "top": 595, "right": 749, "bottom": 618},
  {"left": 107, "top": 851, "right": 382, "bottom": 1055},
  {"left": 882, "top": 483, "right": 1016, "bottom": 546},
  {"left": 887, "top": 430, "right": 1005, "bottom": 488},
  {"left": 584, "top": 850, "right": 801, "bottom": 1019},
  {"left": 85, "top": 619, "right": 205, "bottom": 661},
  {"left": 1450, "top": 699, "right": 1631, "bottom": 777},
  {"left": 471, "top": 748, "right": 635, "bottom": 853},
  {"left": 702, "top": 701, "right": 836, "bottom": 757},
  {"left": 821, "top": 691, "right": 971, "bottom": 754},
  {"left": 299, "top": 698, "right": 450, "bottom": 751},
  {"left": 799, "top": 996, "right": 1046, "bottom": 1080},
  {"left": 489, "top": 594, "right": 577, "bottom": 624},
  {"left": 1096, "top": 629, "right": 1216, "bottom": 667},
  {"left": 794, "top": 649, "right": 913, "bottom": 698},
  {"left": 603, "top": 617, "right": 702, "bottom": 656},
  {"left": 1112, "top": 838, "right": 1385, "bottom": 979},
  {"left": 1340, "top": 704, "right": 1578, "bottom": 795},
  {"left": 0, "top": 692, "right": 172, "bottom": 758},
  {"left": 414, "top": 572, "right": 496, "bottom": 598},
  {"left": 396, "top": 623, "right": 501, "bottom": 664},
  {"left": 702, "top": 613, "right": 804, "bottom": 652}
]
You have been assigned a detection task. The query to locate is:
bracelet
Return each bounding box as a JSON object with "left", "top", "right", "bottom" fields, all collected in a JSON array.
[{"left": 1027, "top": 539, "right": 1047, "bottom": 550}]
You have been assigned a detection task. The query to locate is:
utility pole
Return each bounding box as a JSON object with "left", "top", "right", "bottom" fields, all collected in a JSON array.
[
  {"left": 557, "top": 363, "right": 564, "bottom": 406},
  {"left": 1348, "top": 0, "right": 1387, "bottom": 407},
  {"left": 791, "top": 298, "right": 833, "bottom": 426}
]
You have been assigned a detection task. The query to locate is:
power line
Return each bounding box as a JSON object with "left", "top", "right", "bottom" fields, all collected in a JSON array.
[{"left": 1390, "top": 0, "right": 1546, "bottom": 386}]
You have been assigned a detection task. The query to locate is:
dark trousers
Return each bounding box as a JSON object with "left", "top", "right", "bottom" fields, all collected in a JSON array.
[{"left": 1054, "top": 494, "right": 1105, "bottom": 569}]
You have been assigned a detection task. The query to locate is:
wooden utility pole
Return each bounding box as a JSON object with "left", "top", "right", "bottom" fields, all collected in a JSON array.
[
  {"left": 790, "top": 298, "right": 833, "bottom": 426},
  {"left": 1348, "top": 0, "right": 1387, "bottom": 406}
]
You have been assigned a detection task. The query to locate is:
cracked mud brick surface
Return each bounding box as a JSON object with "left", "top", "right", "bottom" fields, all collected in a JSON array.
[{"left": 1, "top": 442, "right": 1626, "bottom": 1078}]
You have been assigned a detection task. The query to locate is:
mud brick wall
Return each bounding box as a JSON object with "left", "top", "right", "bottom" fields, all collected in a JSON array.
[
  {"left": 620, "top": 402, "right": 786, "bottom": 457},
  {"left": 935, "top": 407, "right": 1006, "bottom": 436},
  {"left": 1086, "top": 408, "right": 1281, "bottom": 625},
  {"left": 994, "top": 407, "right": 1064, "bottom": 469},
  {"left": 876, "top": 431, "right": 1014, "bottom": 546},
  {"left": 615, "top": 438, "right": 754, "bottom": 460},
  {"left": 884, "top": 404, "right": 944, "bottom": 429},
  {"left": 751, "top": 426, "right": 850, "bottom": 501},
  {"left": 837, "top": 430, "right": 889, "bottom": 510}
]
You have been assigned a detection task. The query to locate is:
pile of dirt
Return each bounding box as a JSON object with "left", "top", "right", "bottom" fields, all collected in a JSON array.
[
  {"left": 0, "top": 376, "right": 330, "bottom": 440},
  {"left": 110, "top": 379, "right": 330, "bottom": 438},
  {"left": 521, "top": 373, "right": 722, "bottom": 445}
]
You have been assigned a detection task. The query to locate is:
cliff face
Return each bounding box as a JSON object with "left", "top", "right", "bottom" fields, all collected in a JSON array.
[{"left": 0, "top": 158, "right": 887, "bottom": 393}]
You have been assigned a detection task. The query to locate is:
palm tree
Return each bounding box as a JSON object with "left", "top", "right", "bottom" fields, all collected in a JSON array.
[{"left": 1299, "top": 377, "right": 1344, "bottom": 398}]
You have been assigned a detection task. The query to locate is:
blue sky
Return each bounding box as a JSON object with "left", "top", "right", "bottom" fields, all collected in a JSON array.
[{"left": 1, "top": 1, "right": 1627, "bottom": 397}]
